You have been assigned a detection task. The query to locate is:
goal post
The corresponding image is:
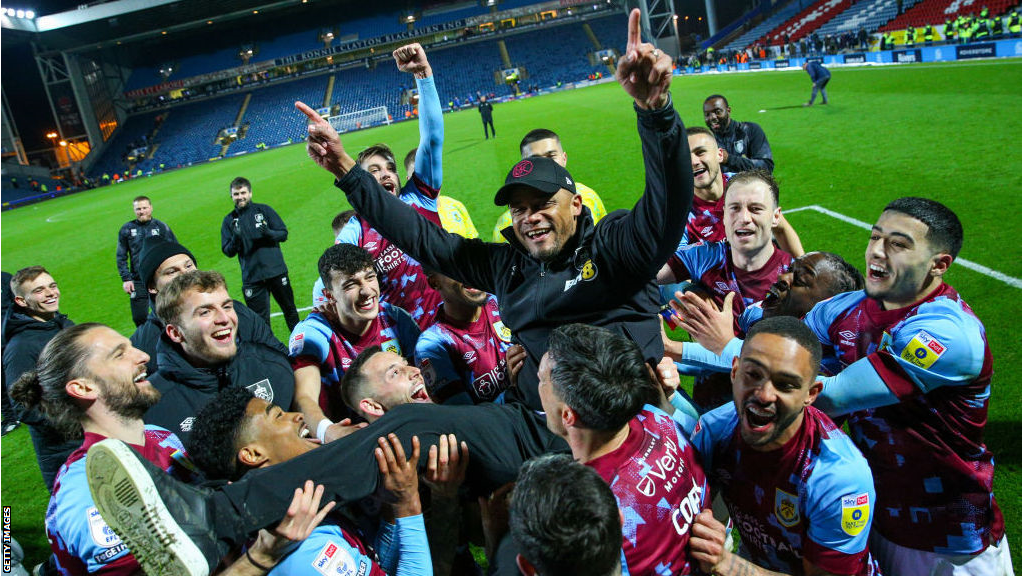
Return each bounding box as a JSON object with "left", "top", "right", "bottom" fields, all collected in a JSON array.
[{"left": 326, "top": 106, "right": 391, "bottom": 133}]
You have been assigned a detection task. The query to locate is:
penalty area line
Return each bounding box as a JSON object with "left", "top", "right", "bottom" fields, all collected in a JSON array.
[{"left": 785, "top": 205, "right": 1022, "bottom": 290}]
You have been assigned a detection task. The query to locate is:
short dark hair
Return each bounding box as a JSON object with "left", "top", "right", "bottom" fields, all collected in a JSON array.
[
  {"left": 188, "top": 387, "right": 258, "bottom": 481},
  {"left": 815, "top": 252, "right": 864, "bottom": 294},
  {"left": 133, "top": 195, "right": 151, "bottom": 204},
  {"left": 546, "top": 324, "right": 658, "bottom": 431},
  {"left": 331, "top": 210, "right": 357, "bottom": 235},
  {"left": 10, "top": 323, "right": 105, "bottom": 439},
  {"left": 704, "top": 94, "right": 729, "bottom": 107},
  {"left": 356, "top": 144, "right": 396, "bottom": 168},
  {"left": 155, "top": 270, "right": 227, "bottom": 326},
  {"left": 11, "top": 266, "right": 51, "bottom": 298},
  {"left": 883, "top": 197, "right": 963, "bottom": 260},
  {"left": 229, "top": 177, "right": 251, "bottom": 191},
  {"left": 686, "top": 126, "right": 717, "bottom": 140},
  {"left": 724, "top": 169, "right": 780, "bottom": 207},
  {"left": 743, "top": 316, "right": 822, "bottom": 376},
  {"left": 318, "top": 243, "right": 375, "bottom": 290},
  {"left": 519, "top": 128, "right": 561, "bottom": 153},
  {"left": 340, "top": 345, "right": 382, "bottom": 415},
  {"left": 510, "top": 454, "right": 621, "bottom": 576}
]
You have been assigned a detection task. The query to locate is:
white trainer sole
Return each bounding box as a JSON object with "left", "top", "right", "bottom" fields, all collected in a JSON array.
[{"left": 86, "top": 439, "right": 209, "bottom": 576}]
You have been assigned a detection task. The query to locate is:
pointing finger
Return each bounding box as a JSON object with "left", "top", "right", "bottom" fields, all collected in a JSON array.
[
  {"left": 295, "top": 101, "right": 321, "bottom": 122},
  {"left": 626, "top": 9, "right": 641, "bottom": 58}
]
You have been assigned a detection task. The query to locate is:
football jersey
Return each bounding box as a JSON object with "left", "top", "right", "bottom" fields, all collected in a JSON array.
[
  {"left": 491, "top": 181, "right": 606, "bottom": 242},
  {"left": 804, "top": 284, "right": 1004, "bottom": 555},
  {"left": 587, "top": 405, "right": 709, "bottom": 576},
  {"left": 684, "top": 192, "right": 726, "bottom": 245},
  {"left": 436, "top": 195, "right": 479, "bottom": 239},
  {"left": 47, "top": 428, "right": 195, "bottom": 576},
  {"left": 337, "top": 176, "right": 444, "bottom": 330},
  {"left": 414, "top": 297, "right": 512, "bottom": 403},
  {"left": 665, "top": 241, "right": 791, "bottom": 335},
  {"left": 288, "top": 304, "right": 420, "bottom": 420},
  {"left": 692, "top": 405, "right": 878, "bottom": 575}
]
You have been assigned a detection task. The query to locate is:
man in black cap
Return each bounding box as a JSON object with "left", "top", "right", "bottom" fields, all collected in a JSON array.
[
  {"left": 130, "top": 236, "right": 285, "bottom": 374},
  {"left": 116, "top": 195, "right": 176, "bottom": 327},
  {"left": 298, "top": 7, "right": 692, "bottom": 410}
]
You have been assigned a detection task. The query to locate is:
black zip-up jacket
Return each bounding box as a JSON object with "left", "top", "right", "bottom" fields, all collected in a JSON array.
[
  {"left": 2, "top": 307, "right": 75, "bottom": 425},
  {"left": 714, "top": 119, "right": 774, "bottom": 174},
  {"left": 144, "top": 335, "right": 295, "bottom": 445},
  {"left": 130, "top": 299, "right": 286, "bottom": 375},
  {"left": 220, "top": 202, "right": 289, "bottom": 284},
  {"left": 117, "top": 218, "right": 176, "bottom": 282},
  {"left": 334, "top": 98, "right": 692, "bottom": 409}
]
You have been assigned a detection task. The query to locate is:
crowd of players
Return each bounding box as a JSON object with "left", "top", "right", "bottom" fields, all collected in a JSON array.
[{"left": 1, "top": 9, "right": 1012, "bottom": 576}]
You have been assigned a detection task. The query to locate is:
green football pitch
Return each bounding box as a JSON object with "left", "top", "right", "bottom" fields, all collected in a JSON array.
[{"left": 2, "top": 58, "right": 1020, "bottom": 569}]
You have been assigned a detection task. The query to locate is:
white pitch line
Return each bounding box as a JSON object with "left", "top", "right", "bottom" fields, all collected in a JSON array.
[
  {"left": 785, "top": 204, "right": 1022, "bottom": 289},
  {"left": 270, "top": 305, "right": 313, "bottom": 319}
]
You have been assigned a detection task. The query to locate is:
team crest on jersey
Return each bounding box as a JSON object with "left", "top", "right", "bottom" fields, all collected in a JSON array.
[
  {"left": 244, "top": 288, "right": 254, "bottom": 298},
  {"left": 129, "top": 228, "right": 137, "bottom": 237},
  {"left": 774, "top": 489, "right": 800, "bottom": 527},
  {"left": 247, "top": 379, "right": 274, "bottom": 402},
  {"left": 151, "top": 229, "right": 159, "bottom": 236},
  {"left": 840, "top": 493, "right": 870, "bottom": 536},
  {"left": 493, "top": 321, "right": 512, "bottom": 343},
  {"left": 381, "top": 338, "right": 401, "bottom": 355},
  {"left": 735, "top": 140, "right": 745, "bottom": 154},
  {"left": 899, "top": 330, "right": 946, "bottom": 369}
]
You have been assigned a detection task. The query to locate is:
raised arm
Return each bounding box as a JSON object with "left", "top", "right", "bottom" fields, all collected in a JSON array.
[
  {"left": 603, "top": 9, "right": 693, "bottom": 278},
  {"left": 394, "top": 44, "right": 443, "bottom": 191}
]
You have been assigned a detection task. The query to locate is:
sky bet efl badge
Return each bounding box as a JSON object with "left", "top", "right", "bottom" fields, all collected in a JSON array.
[
  {"left": 899, "top": 330, "right": 946, "bottom": 369},
  {"left": 841, "top": 493, "right": 870, "bottom": 536},
  {"left": 493, "top": 320, "right": 512, "bottom": 343}
]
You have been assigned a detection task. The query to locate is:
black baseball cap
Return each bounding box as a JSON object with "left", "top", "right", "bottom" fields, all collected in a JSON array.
[{"left": 493, "top": 156, "right": 577, "bottom": 206}]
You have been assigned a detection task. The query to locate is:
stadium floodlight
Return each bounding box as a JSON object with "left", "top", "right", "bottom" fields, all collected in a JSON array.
[
  {"left": 25, "top": 9, "right": 32, "bottom": 18},
  {"left": 16, "top": 9, "right": 23, "bottom": 17},
  {"left": 327, "top": 106, "right": 390, "bottom": 133}
]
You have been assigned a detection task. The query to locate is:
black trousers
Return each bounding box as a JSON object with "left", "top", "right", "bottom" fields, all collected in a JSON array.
[
  {"left": 242, "top": 274, "right": 299, "bottom": 331},
  {"left": 213, "top": 402, "right": 566, "bottom": 542},
  {"left": 482, "top": 118, "right": 495, "bottom": 139},
  {"left": 129, "top": 279, "right": 150, "bottom": 327}
]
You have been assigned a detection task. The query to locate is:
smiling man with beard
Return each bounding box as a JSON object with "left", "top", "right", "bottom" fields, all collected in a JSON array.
[
  {"left": 289, "top": 244, "right": 420, "bottom": 442},
  {"left": 143, "top": 270, "right": 295, "bottom": 445},
  {"left": 686, "top": 316, "right": 878, "bottom": 576}
]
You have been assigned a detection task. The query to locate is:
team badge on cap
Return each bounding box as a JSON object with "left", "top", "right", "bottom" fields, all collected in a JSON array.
[{"left": 512, "top": 160, "right": 533, "bottom": 177}]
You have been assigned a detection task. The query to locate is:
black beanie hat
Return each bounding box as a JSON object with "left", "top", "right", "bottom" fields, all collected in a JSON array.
[{"left": 138, "top": 236, "right": 196, "bottom": 290}]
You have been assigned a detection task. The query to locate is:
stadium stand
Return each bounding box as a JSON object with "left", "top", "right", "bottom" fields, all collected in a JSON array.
[
  {"left": 137, "top": 94, "right": 245, "bottom": 170},
  {"left": 227, "top": 75, "right": 329, "bottom": 155},
  {"left": 765, "top": 0, "right": 854, "bottom": 45},
  {"left": 587, "top": 12, "right": 631, "bottom": 52},
  {"left": 882, "top": 0, "right": 1018, "bottom": 30},
  {"left": 88, "top": 111, "right": 162, "bottom": 178},
  {"left": 813, "top": 0, "right": 912, "bottom": 36},
  {"left": 723, "top": 0, "right": 804, "bottom": 51},
  {"left": 503, "top": 21, "right": 609, "bottom": 88},
  {"left": 416, "top": 3, "right": 492, "bottom": 28}
]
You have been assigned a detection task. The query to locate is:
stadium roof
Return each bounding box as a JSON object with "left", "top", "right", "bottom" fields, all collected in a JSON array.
[{"left": 1, "top": 0, "right": 413, "bottom": 57}]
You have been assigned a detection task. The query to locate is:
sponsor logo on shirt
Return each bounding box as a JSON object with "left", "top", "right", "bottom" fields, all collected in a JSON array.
[
  {"left": 88, "top": 507, "right": 122, "bottom": 548},
  {"left": 841, "top": 493, "right": 870, "bottom": 536},
  {"left": 774, "top": 489, "right": 800, "bottom": 527},
  {"left": 492, "top": 321, "right": 512, "bottom": 343},
  {"left": 363, "top": 241, "right": 378, "bottom": 251},
  {"left": 462, "top": 350, "right": 478, "bottom": 364},
  {"left": 130, "top": 228, "right": 137, "bottom": 237},
  {"left": 899, "top": 330, "right": 946, "bottom": 370},
  {"left": 839, "top": 330, "right": 856, "bottom": 340},
  {"left": 289, "top": 333, "right": 305, "bottom": 356},
  {"left": 563, "top": 259, "right": 599, "bottom": 292},
  {"left": 312, "top": 540, "right": 360, "bottom": 576},
  {"left": 246, "top": 379, "right": 274, "bottom": 402},
  {"left": 180, "top": 417, "right": 194, "bottom": 432}
]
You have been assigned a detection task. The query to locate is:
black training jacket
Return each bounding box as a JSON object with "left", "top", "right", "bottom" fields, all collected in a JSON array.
[
  {"left": 220, "top": 202, "right": 289, "bottom": 284},
  {"left": 2, "top": 307, "right": 75, "bottom": 424},
  {"left": 334, "top": 97, "right": 692, "bottom": 410}
]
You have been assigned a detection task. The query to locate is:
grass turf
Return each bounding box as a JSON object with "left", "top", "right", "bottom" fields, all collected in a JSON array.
[{"left": 1, "top": 58, "right": 1020, "bottom": 570}]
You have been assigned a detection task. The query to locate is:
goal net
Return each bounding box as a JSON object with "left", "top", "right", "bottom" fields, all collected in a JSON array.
[{"left": 327, "top": 106, "right": 391, "bottom": 133}]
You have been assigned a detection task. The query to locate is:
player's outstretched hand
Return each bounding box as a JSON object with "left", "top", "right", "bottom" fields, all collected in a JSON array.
[
  {"left": 248, "top": 481, "right": 336, "bottom": 568},
  {"left": 296, "top": 101, "right": 356, "bottom": 180},
  {"left": 324, "top": 418, "right": 368, "bottom": 444},
  {"left": 616, "top": 8, "right": 673, "bottom": 110},
  {"left": 424, "top": 433, "right": 469, "bottom": 498},
  {"left": 670, "top": 290, "right": 735, "bottom": 354},
  {"left": 393, "top": 43, "right": 432, "bottom": 79},
  {"left": 375, "top": 433, "right": 422, "bottom": 518}
]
